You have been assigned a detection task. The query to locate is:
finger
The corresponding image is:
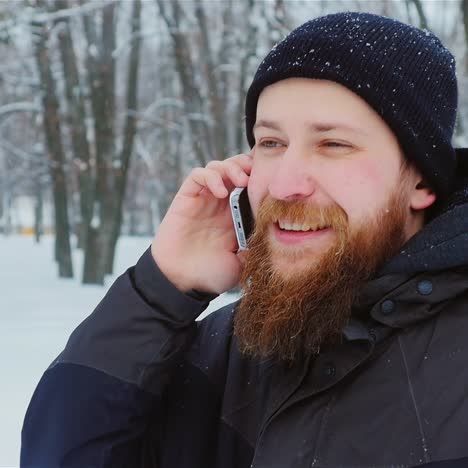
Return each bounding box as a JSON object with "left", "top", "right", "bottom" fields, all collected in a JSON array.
[
  {"left": 180, "top": 153, "right": 253, "bottom": 198},
  {"left": 225, "top": 153, "right": 254, "bottom": 174},
  {"left": 181, "top": 167, "right": 228, "bottom": 198},
  {"left": 206, "top": 160, "right": 249, "bottom": 188},
  {"left": 204, "top": 169, "right": 230, "bottom": 197}
]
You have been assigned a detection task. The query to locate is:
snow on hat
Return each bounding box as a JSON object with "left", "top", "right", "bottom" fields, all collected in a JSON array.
[{"left": 245, "top": 11, "right": 458, "bottom": 198}]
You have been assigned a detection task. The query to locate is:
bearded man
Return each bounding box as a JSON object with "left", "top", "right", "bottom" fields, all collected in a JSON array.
[{"left": 22, "top": 11, "right": 468, "bottom": 468}]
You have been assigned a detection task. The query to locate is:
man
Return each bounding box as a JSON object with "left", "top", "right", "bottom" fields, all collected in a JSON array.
[{"left": 21, "top": 11, "right": 468, "bottom": 468}]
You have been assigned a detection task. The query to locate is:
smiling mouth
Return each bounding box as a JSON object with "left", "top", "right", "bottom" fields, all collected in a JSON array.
[{"left": 276, "top": 219, "right": 330, "bottom": 232}]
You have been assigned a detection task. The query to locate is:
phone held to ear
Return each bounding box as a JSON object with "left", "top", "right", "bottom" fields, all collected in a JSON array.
[{"left": 229, "top": 187, "right": 253, "bottom": 251}]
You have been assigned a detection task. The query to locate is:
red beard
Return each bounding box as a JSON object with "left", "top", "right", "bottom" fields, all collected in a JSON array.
[{"left": 234, "top": 188, "right": 408, "bottom": 362}]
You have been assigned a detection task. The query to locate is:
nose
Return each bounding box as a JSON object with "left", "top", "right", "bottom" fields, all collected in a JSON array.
[{"left": 267, "top": 147, "right": 317, "bottom": 201}]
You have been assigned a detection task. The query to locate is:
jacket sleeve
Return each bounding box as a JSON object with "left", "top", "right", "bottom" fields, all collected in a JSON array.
[{"left": 20, "top": 247, "right": 217, "bottom": 468}]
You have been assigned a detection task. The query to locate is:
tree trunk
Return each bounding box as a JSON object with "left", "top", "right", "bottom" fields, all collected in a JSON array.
[
  {"left": 156, "top": 0, "right": 212, "bottom": 166},
  {"left": 0, "top": 182, "right": 12, "bottom": 236},
  {"left": 193, "top": 0, "right": 226, "bottom": 158},
  {"left": 31, "top": 19, "right": 73, "bottom": 278},
  {"left": 152, "top": 41, "right": 183, "bottom": 220},
  {"left": 218, "top": 0, "right": 234, "bottom": 154},
  {"left": 82, "top": 2, "right": 116, "bottom": 284},
  {"left": 55, "top": 0, "right": 93, "bottom": 250},
  {"left": 236, "top": 0, "right": 257, "bottom": 153},
  {"left": 34, "top": 183, "right": 43, "bottom": 243},
  {"left": 82, "top": 225, "right": 102, "bottom": 284},
  {"left": 462, "top": 0, "right": 468, "bottom": 74},
  {"left": 0, "top": 149, "right": 8, "bottom": 236},
  {"left": 105, "top": 0, "right": 142, "bottom": 275}
]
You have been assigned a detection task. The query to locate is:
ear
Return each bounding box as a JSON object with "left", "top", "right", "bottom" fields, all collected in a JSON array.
[{"left": 409, "top": 178, "right": 437, "bottom": 211}]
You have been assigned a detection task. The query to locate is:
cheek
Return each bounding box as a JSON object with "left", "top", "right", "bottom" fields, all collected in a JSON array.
[{"left": 330, "top": 162, "right": 395, "bottom": 219}]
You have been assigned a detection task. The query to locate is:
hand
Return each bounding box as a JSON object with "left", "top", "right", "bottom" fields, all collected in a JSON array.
[{"left": 151, "top": 153, "right": 253, "bottom": 294}]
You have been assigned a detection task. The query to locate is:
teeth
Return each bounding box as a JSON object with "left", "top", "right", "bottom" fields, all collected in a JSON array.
[{"left": 278, "top": 220, "right": 326, "bottom": 231}]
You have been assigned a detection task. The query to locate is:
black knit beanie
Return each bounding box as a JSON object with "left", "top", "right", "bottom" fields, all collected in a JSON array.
[{"left": 245, "top": 12, "right": 458, "bottom": 198}]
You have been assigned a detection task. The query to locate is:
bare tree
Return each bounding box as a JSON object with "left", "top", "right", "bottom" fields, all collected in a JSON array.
[
  {"left": 55, "top": 0, "right": 93, "bottom": 249},
  {"left": 105, "top": 0, "right": 143, "bottom": 275},
  {"left": 80, "top": 2, "right": 117, "bottom": 284},
  {"left": 235, "top": 0, "right": 259, "bottom": 154},
  {"left": 28, "top": 0, "right": 143, "bottom": 284},
  {"left": 31, "top": 15, "right": 74, "bottom": 278},
  {"left": 79, "top": 0, "right": 143, "bottom": 283},
  {"left": 196, "top": 3, "right": 221, "bottom": 151},
  {"left": 156, "top": 0, "right": 213, "bottom": 166}
]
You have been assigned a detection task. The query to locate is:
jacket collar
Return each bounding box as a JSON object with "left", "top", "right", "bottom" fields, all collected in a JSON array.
[
  {"left": 355, "top": 268, "right": 468, "bottom": 328},
  {"left": 356, "top": 162, "right": 468, "bottom": 328}
]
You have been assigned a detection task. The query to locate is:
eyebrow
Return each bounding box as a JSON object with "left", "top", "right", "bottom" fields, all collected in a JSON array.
[{"left": 252, "top": 119, "right": 369, "bottom": 136}]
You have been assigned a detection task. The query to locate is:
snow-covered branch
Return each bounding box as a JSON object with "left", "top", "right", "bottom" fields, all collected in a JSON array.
[
  {"left": 0, "top": 0, "right": 117, "bottom": 35},
  {"left": 33, "top": 0, "right": 117, "bottom": 24},
  {"left": 0, "top": 138, "right": 39, "bottom": 165},
  {"left": 0, "top": 102, "right": 40, "bottom": 121}
]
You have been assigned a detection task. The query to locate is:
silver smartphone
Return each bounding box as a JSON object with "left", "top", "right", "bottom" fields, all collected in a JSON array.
[{"left": 229, "top": 187, "right": 253, "bottom": 251}]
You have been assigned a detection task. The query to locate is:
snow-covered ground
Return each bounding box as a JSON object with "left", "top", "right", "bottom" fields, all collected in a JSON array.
[{"left": 0, "top": 235, "right": 238, "bottom": 467}]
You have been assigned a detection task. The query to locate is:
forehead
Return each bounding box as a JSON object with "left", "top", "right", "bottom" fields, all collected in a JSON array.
[{"left": 256, "top": 78, "right": 383, "bottom": 128}]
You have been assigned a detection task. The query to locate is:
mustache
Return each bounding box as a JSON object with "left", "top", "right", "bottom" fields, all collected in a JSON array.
[{"left": 254, "top": 197, "right": 349, "bottom": 233}]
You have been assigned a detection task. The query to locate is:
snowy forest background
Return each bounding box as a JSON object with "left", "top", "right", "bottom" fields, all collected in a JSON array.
[
  {"left": 0, "top": 0, "right": 467, "bottom": 285},
  {"left": 0, "top": 1, "right": 467, "bottom": 466}
]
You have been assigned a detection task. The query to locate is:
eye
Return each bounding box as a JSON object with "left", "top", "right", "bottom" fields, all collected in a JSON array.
[
  {"left": 322, "top": 141, "right": 352, "bottom": 148},
  {"left": 258, "top": 139, "right": 282, "bottom": 149},
  {"left": 320, "top": 141, "right": 355, "bottom": 154}
]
